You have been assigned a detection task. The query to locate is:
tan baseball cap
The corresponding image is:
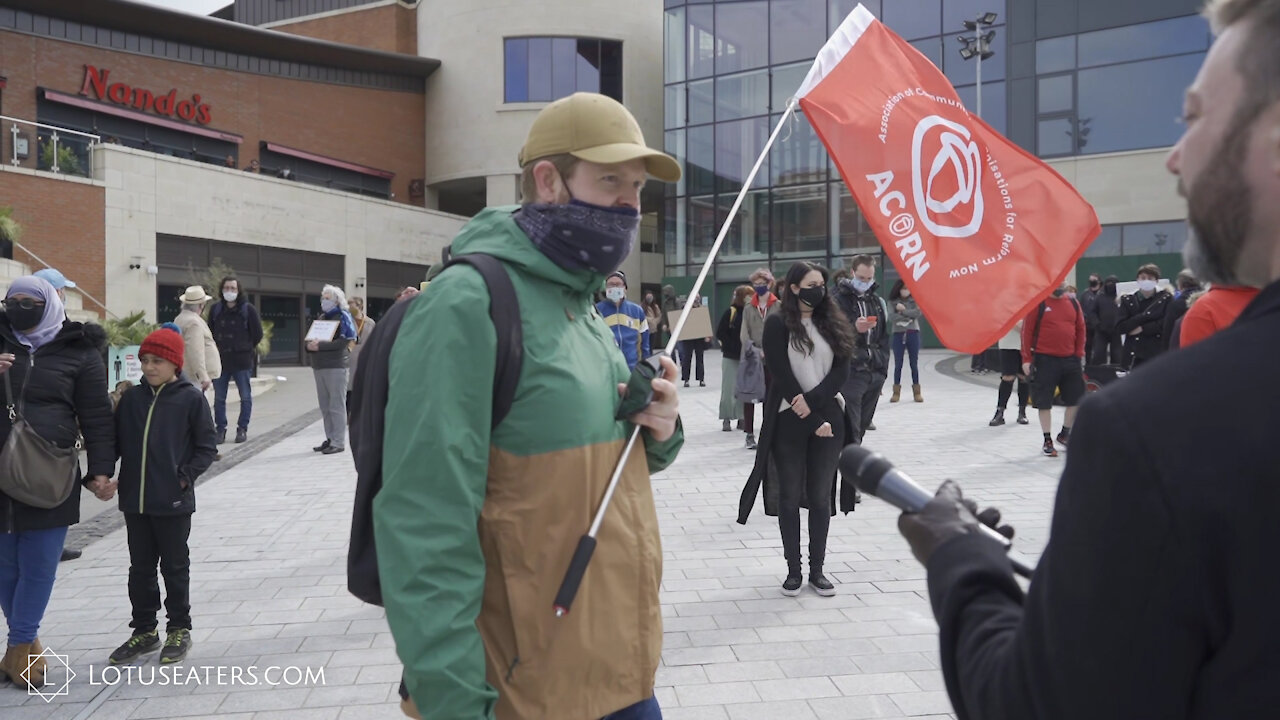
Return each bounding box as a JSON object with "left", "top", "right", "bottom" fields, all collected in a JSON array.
[{"left": 518, "top": 93, "right": 682, "bottom": 182}]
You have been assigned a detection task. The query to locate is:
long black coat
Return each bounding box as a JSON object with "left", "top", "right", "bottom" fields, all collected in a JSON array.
[
  {"left": 926, "top": 278, "right": 1280, "bottom": 720},
  {"left": 1117, "top": 289, "right": 1172, "bottom": 362},
  {"left": 0, "top": 317, "right": 115, "bottom": 533},
  {"left": 738, "top": 313, "right": 855, "bottom": 523}
]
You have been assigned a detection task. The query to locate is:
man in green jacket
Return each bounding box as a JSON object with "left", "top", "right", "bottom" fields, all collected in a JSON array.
[{"left": 375, "top": 93, "right": 685, "bottom": 720}]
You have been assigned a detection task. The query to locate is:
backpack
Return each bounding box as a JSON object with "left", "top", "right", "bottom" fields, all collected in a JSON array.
[{"left": 346, "top": 252, "right": 522, "bottom": 607}]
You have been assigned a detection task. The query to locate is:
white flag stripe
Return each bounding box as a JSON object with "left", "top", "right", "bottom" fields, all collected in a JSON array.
[{"left": 794, "top": 3, "right": 876, "bottom": 100}]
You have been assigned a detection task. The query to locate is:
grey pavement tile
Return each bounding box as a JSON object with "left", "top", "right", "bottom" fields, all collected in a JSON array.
[
  {"left": 674, "top": 680, "right": 761, "bottom": 707},
  {"left": 726, "top": 700, "right": 820, "bottom": 720},
  {"left": 662, "top": 707, "right": 731, "bottom": 720},
  {"left": 831, "top": 672, "right": 921, "bottom": 696},
  {"left": 215, "top": 687, "right": 313, "bottom": 713},
  {"left": 129, "top": 692, "right": 228, "bottom": 718},
  {"left": 753, "top": 676, "right": 841, "bottom": 701},
  {"left": 889, "top": 690, "right": 953, "bottom": 716},
  {"left": 776, "top": 656, "right": 861, "bottom": 679},
  {"left": 702, "top": 660, "right": 785, "bottom": 683},
  {"left": 334, "top": 703, "right": 402, "bottom": 719},
  {"left": 807, "top": 694, "right": 909, "bottom": 720}
]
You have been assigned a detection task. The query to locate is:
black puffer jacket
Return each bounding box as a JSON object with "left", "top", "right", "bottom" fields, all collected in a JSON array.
[
  {"left": 115, "top": 376, "right": 217, "bottom": 515},
  {"left": 0, "top": 317, "right": 116, "bottom": 533}
]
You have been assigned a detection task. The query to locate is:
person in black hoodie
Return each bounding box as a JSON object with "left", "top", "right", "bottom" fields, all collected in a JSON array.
[
  {"left": 738, "top": 262, "right": 853, "bottom": 597},
  {"left": 1090, "top": 275, "right": 1123, "bottom": 365},
  {"left": 1116, "top": 263, "right": 1173, "bottom": 369},
  {"left": 0, "top": 276, "right": 115, "bottom": 689},
  {"left": 832, "top": 255, "right": 890, "bottom": 442},
  {"left": 108, "top": 326, "right": 216, "bottom": 667}
]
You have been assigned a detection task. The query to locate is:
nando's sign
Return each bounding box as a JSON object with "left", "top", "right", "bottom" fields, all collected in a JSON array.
[{"left": 79, "top": 65, "right": 212, "bottom": 125}]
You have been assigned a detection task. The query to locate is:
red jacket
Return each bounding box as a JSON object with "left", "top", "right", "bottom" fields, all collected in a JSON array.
[
  {"left": 1022, "top": 295, "right": 1086, "bottom": 363},
  {"left": 1179, "top": 286, "right": 1259, "bottom": 348}
]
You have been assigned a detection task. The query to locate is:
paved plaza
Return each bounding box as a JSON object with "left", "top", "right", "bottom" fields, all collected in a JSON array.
[{"left": 4, "top": 350, "right": 1069, "bottom": 719}]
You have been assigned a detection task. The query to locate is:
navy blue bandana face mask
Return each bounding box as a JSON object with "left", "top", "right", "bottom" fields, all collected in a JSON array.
[{"left": 515, "top": 199, "right": 641, "bottom": 275}]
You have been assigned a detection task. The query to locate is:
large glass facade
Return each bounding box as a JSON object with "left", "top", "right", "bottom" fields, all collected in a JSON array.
[
  {"left": 662, "top": 0, "right": 1008, "bottom": 280},
  {"left": 1032, "top": 15, "right": 1210, "bottom": 157}
]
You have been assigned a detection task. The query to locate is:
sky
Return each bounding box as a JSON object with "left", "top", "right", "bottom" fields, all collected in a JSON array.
[{"left": 131, "top": 0, "right": 230, "bottom": 17}]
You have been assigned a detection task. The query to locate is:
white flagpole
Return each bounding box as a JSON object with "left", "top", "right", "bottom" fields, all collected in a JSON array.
[{"left": 554, "top": 100, "right": 801, "bottom": 618}]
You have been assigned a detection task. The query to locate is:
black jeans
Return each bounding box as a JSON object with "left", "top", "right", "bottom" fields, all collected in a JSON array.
[
  {"left": 842, "top": 369, "right": 887, "bottom": 444},
  {"left": 125, "top": 513, "right": 193, "bottom": 634},
  {"left": 1092, "top": 329, "right": 1123, "bottom": 365},
  {"left": 679, "top": 340, "right": 706, "bottom": 382},
  {"left": 772, "top": 408, "right": 845, "bottom": 575}
]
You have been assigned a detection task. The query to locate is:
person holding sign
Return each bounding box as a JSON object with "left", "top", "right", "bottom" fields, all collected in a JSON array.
[{"left": 306, "top": 285, "right": 356, "bottom": 455}]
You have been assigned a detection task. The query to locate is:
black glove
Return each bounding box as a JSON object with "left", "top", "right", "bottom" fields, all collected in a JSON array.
[{"left": 897, "top": 480, "right": 1013, "bottom": 566}]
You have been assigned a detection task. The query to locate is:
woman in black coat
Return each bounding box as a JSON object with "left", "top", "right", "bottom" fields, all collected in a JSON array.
[
  {"left": 716, "top": 285, "right": 751, "bottom": 432},
  {"left": 0, "top": 276, "right": 115, "bottom": 689},
  {"left": 737, "top": 262, "right": 854, "bottom": 598}
]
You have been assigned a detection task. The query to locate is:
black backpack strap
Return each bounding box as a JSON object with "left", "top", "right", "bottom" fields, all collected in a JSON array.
[
  {"left": 444, "top": 253, "right": 523, "bottom": 428},
  {"left": 1029, "top": 302, "right": 1048, "bottom": 354}
]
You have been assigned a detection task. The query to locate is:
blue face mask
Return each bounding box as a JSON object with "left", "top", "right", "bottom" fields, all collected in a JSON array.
[
  {"left": 754, "top": 285, "right": 770, "bottom": 296},
  {"left": 515, "top": 199, "right": 640, "bottom": 275},
  {"left": 321, "top": 298, "right": 337, "bottom": 313},
  {"left": 851, "top": 278, "right": 874, "bottom": 294}
]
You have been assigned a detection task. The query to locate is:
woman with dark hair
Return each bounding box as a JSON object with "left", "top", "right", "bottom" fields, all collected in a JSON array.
[
  {"left": 716, "top": 286, "right": 752, "bottom": 431},
  {"left": 738, "top": 262, "right": 854, "bottom": 597},
  {"left": 887, "top": 279, "right": 923, "bottom": 403}
]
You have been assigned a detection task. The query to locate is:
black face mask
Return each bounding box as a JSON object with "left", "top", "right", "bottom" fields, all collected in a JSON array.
[
  {"left": 797, "top": 286, "right": 826, "bottom": 308},
  {"left": 4, "top": 302, "right": 46, "bottom": 332},
  {"left": 1089, "top": 279, "right": 1100, "bottom": 288}
]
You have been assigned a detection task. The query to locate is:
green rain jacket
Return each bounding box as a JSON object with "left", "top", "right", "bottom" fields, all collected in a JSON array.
[{"left": 375, "top": 206, "right": 684, "bottom": 720}]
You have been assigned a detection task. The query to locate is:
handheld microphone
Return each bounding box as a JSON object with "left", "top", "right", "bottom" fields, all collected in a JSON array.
[{"left": 840, "top": 445, "right": 1035, "bottom": 579}]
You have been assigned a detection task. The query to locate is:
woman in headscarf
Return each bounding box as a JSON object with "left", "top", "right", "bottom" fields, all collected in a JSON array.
[{"left": 0, "top": 276, "right": 116, "bottom": 689}]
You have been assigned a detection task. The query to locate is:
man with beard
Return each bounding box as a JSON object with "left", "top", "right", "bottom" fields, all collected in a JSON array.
[
  {"left": 889, "top": 1, "right": 1280, "bottom": 717},
  {"left": 832, "top": 255, "right": 889, "bottom": 444}
]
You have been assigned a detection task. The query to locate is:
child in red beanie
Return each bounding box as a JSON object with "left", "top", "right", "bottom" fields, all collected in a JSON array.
[{"left": 108, "top": 326, "right": 216, "bottom": 666}]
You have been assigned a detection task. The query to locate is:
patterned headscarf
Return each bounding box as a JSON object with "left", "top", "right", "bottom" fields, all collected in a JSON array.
[{"left": 5, "top": 276, "right": 66, "bottom": 350}]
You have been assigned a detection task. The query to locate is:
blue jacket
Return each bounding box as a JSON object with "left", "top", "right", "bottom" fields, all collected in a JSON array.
[{"left": 595, "top": 299, "right": 650, "bottom": 369}]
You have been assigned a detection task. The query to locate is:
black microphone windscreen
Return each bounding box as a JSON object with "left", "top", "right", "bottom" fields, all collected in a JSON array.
[{"left": 839, "top": 445, "right": 894, "bottom": 496}]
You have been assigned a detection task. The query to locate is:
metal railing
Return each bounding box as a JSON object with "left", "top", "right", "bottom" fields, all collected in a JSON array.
[{"left": 1, "top": 115, "right": 101, "bottom": 179}]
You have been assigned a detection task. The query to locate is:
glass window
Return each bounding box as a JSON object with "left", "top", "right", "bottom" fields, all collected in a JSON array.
[
  {"left": 771, "top": 0, "right": 827, "bottom": 65},
  {"left": 688, "top": 195, "right": 718, "bottom": 263},
  {"left": 882, "top": 0, "right": 941, "bottom": 40},
  {"left": 1078, "top": 15, "right": 1211, "bottom": 69},
  {"left": 955, "top": 81, "right": 1006, "bottom": 133},
  {"left": 552, "top": 39, "right": 577, "bottom": 99},
  {"left": 772, "top": 184, "right": 829, "bottom": 257},
  {"left": 1037, "top": 117, "right": 1074, "bottom": 156},
  {"left": 1037, "top": 74, "right": 1073, "bottom": 114},
  {"left": 664, "top": 197, "right": 686, "bottom": 265},
  {"left": 665, "top": 129, "right": 687, "bottom": 196},
  {"left": 944, "top": 28, "right": 1005, "bottom": 85},
  {"left": 911, "top": 37, "right": 944, "bottom": 71},
  {"left": 687, "top": 125, "right": 716, "bottom": 195},
  {"left": 830, "top": 0, "right": 880, "bottom": 33},
  {"left": 771, "top": 112, "right": 828, "bottom": 186},
  {"left": 771, "top": 62, "right": 811, "bottom": 113},
  {"left": 504, "top": 39, "right": 528, "bottom": 102},
  {"left": 665, "top": 8, "right": 686, "bottom": 84},
  {"left": 832, "top": 184, "right": 879, "bottom": 253},
  {"left": 689, "top": 79, "right": 715, "bottom": 125},
  {"left": 716, "top": 117, "right": 770, "bottom": 194},
  {"left": 528, "top": 38, "right": 552, "bottom": 101},
  {"left": 717, "top": 70, "right": 770, "bottom": 121},
  {"left": 665, "top": 84, "right": 686, "bottom": 129},
  {"left": 1036, "top": 36, "right": 1075, "bottom": 73},
  {"left": 716, "top": 1, "right": 769, "bottom": 74},
  {"left": 943, "top": 0, "right": 1001, "bottom": 32},
  {"left": 718, "top": 190, "right": 771, "bottom": 258},
  {"left": 688, "top": 5, "right": 715, "bottom": 79},
  {"left": 1077, "top": 53, "right": 1204, "bottom": 154},
  {"left": 1083, "top": 225, "right": 1123, "bottom": 257},
  {"left": 577, "top": 39, "right": 601, "bottom": 94},
  {"left": 600, "top": 41, "right": 623, "bottom": 100},
  {"left": 1123, "top": 221, "right": 1187, "bottom": 255}
]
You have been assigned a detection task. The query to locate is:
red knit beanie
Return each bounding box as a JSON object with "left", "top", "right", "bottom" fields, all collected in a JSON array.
[{"left": 140, "top": 327, "right": 185, "bottom": 370}]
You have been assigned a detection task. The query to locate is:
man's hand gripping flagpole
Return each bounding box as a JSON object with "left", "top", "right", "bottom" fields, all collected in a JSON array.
[{"left": 553, "top": 100, "right": 800, "bottom": 617}]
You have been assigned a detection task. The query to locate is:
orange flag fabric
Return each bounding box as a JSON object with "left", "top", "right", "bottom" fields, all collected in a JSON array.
[{"left": 795, "top": 4, "right": 1100, "bottom": 353}]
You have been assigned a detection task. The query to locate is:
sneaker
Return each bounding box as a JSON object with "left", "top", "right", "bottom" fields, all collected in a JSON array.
[
  {"left": 1017, "top": 410, "right": 1029, "bottom": 425},
  {"left": 683, "top": 381, "right": 690, "bottom": 388},
  {"left": 781, "top": 575, "right": 803, "bottom": 597},
  {"left": 1056, "top": 429, "right": 1071, "bottom": 447},
  {"left": 699, "top": 381, "right": 706, "bottom": 387},
  {"left": 235, "top": 428, "right": 247, "bottom": 443},
  {"left": 321, "top": 445, "right": 346, "bottom": 455},
  {"left": 59, "top": 548, "right": 82, "bottom": 562},
  {"left": 1042, "top": 439, "right": 1059, "bottom": 457},
  {"left": 989, "top": 409, "right": 1006, "bottom": 427},
  {"left": 745, "top": 433, "right": 757, "bottom": 450},
  {"left": 722, "top": 420, "right": 732, "bottom": 432},
  {"left": 109, "top": 631, "right": 160, "bottom": 665},
  {"left": 160, "top": 629, "right": 191, "bottom": 665},
  {"left": 313, "top": 440, "right": 330, "bottom": 452},
  {"left": 867, "top": 423, "right": 877, "bottom": 431},
  {"left": 809, "top": 573, "right": 836, "bottom": 597},
  {"left": 216, "top": 428, "right": 227, "bottom": 445}
]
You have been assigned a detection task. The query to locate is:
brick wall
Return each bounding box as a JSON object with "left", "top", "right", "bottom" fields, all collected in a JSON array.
[
  {"left": 0, "top": 31, "right": 426, "bottom": 202},
  {"left": 272, "top": 4, "right": 418, "bottom": 56},
  {"left": 0, "top": 170, "right": 106, "bottom": 309}
]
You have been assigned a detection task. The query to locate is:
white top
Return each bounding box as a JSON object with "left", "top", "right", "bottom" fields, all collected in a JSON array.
[
  {"left": 780, "top": 318, "right": 844, "bottom": 413},
  {"left": 997, "top": 320, "right": 1024, "bottom": 350}
]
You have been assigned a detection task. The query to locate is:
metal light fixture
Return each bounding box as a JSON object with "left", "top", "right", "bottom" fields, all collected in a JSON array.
[{"left": 956, "top": 12, "right": 998, "bottom": 118}]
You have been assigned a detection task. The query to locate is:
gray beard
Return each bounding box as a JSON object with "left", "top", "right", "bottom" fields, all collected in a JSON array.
[{"left": 1183, "top": 228, "right": 1240, "bottom": 286}]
